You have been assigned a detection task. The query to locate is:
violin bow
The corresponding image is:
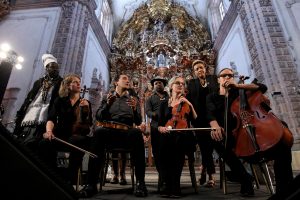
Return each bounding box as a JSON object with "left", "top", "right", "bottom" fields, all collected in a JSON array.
[
  {"left": 53, "top": 136, "right": 97, "bottom": 158},
  {"left": 167, "top": 127, "right": 216, "bottom": 131}
]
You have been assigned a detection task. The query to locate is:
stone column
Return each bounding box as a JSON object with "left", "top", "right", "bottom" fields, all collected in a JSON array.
[{"left": 52, "top": 0, "right": 94, "bottom": 76}]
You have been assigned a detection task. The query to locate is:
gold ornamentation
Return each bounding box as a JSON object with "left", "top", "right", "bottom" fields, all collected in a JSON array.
[{"left": 110, "top": 0, "right": 217, "bottom": 117}]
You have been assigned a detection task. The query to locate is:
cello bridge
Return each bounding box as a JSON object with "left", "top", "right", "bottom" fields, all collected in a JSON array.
[{"left": 241, "top": 110, "right": 254, "bottom": 127}]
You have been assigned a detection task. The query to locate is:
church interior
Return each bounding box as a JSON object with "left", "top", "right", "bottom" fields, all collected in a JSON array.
[{"left": 1, "top": 0, "right": 300, "bottom": 199}]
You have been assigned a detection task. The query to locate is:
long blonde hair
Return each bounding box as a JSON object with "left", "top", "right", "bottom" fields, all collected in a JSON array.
[{"left": 59, "top": 74, "right": 81, "bottom": 97}]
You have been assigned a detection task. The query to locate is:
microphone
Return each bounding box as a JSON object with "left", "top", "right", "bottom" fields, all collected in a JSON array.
[{"left": 243, "top": 76, "right": 250, "bottom": 80}]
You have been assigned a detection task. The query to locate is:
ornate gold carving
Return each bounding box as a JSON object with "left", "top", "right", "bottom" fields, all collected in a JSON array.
[
  {"left": 148, "top": 0, "right": 170, "bottom": 21},
  {"left": 110, "top": 0, "right": 216, "bottom": 111}
]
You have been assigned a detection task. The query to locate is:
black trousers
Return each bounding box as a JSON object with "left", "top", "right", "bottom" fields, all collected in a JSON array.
[
  {"left": 158, "top": 131, "right": 196, "bottom": 193},
  {"left": 38, "top": 134, "right": 89, "bottom": 183},
  {"left": 150, "top": 126, "right": 161, "bottom": 173},
  {"left": 196, "top": 131, "right": 216, "bottom": 175},
  {"left": 16, "top": 125, "right": 45, "bottom": 154},
  {"left": 87, "top": 127, "right": 146, "bottom": 185},
  {"left": 257, "top": 141, "right": 293, "bottom": 195},
  {"left": 213, "top": 139, "right": 252, "bottom": 185}
]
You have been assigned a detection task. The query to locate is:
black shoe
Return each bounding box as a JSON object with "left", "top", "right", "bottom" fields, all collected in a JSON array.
[
  {"left": 160, "top": 183, "right": 170, "bottom": 198},
  {"left": 199, "top": 170, "right": 207, "bottom": 185},
  {"left": 135, "top": 181, "right": 148, "bottom": 197},
  {"left": 240, "top": 177, "right": 254, "bottom": 197},
  {"left": 79, "top": 184, "right": 98, "bottom": 198},
  {"left": 170, "top": 186, "right": 182, "bottom": 198},
  {"left": 119, "top": 176, "right": 127, "bottom": 185},
  {"left": 110, "top": 175, "right": 119, "bottom": 184}
]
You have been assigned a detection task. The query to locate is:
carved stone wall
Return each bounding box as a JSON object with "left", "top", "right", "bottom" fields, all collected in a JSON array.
[
  {"left": 232, "top": 0, "right": 300, "bottom": 147},
  {"left": 214, "top": 0, "right": 300, "bottom": 148},
  {"left": 51, "top": 1, "right": 88, "bottom": 75}
]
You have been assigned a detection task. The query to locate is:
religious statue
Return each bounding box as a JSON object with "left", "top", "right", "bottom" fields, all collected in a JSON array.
[{"left": 156, "top": 51, "right": 166, "bottom": 67}]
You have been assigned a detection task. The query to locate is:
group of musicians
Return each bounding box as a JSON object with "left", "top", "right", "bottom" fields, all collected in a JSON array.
[{"left": 13, "top": 54, "right": 295, "bottom": 199}]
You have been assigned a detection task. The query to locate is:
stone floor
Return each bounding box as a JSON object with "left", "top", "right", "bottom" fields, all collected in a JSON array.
[{"left": 78, "top": 166, "right": 276, "bottom": 200}]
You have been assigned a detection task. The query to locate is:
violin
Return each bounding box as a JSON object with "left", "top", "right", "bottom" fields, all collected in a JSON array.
[
  {"left": 230, "top": 76, "right": 293, "bottom": 158},
  {"left": 72, "top": 85, "right": 91, "bottom": 136},
  {"left": 165, "top": 96, "right": 190, "bottom": 130}
]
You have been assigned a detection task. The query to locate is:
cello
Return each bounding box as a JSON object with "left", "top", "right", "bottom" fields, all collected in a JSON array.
[{"left": 230, "top": 76, "right": 293, "bottom": 158}]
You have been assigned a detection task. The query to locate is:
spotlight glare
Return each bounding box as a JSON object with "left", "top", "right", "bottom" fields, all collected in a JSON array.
[
  {"left": 15, "top": 63, "right": 22, "bottom": 70},
  {"left": 1, "top": 43, "right": 11, "bottom": 52},
  {"left": 17, "top": 56, "right": 24, "bottom": 62},
  {"left": 0, "top": 51, "right": 7, "bottom": 59}
]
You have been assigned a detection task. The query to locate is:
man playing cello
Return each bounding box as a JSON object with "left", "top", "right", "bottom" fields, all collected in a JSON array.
[{"left": 207, "top": 68, "right": 294, "bottom": 198}]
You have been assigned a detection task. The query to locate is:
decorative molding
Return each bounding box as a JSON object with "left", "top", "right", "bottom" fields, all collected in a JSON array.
[
  {"left": 285, "top": 0, "right": 297, "bottom": 8},
  {"left": 258, "top": 0, "right": 271, "bottom": 7},
  {"left": 213, "top": 0, "right": 238, "bottom": 51}
]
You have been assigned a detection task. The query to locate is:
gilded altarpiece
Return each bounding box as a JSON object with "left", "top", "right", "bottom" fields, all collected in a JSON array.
[{"left": 110, "top": 0, "right": 216, "bottom": 124}]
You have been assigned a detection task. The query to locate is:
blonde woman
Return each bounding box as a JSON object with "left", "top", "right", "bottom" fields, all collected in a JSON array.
[
  {"left": 157, "top": 76, "right": 197, "bottom": 198},
  {"left": 40, "top": 74, "right": 92, "bottom": 184}
]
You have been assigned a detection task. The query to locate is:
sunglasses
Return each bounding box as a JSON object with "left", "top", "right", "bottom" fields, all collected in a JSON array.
[{"left": 218, "top": 74, "right": 234, "bottom": 78}]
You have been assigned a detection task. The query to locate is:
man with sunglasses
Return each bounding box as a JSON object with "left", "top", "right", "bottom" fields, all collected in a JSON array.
[
  {"left": 207, "top": 68, "right": 294, "bottom": 197},
  {"left": 13, "top": 53, "right": 62, "bottom": 153}
]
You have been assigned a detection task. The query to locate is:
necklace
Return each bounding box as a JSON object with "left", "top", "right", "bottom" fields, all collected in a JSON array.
[
  {"left": 156, "top": 92, "right": 166, "bottom": 100},
  {"left": 200, "top": 79, "right": 207, "bottom": 88}
]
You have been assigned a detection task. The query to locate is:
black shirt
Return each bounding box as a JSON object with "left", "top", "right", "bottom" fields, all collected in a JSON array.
[
  {"left": 186, "top": 75, "right": 219, "bottom": 127},
  {"left": 145, "top": 91, "right": 169, "bottom": 128},
  {"left": 96, "top": 93, "right": 142, "bottom": 126},
  {"left": 48, "top": 96, "right": 93, "bottom": 139}
]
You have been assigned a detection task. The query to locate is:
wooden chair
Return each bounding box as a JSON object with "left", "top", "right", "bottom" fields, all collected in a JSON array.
[{"left": 99, "top": 148, "right": 135, "bottom": 191}]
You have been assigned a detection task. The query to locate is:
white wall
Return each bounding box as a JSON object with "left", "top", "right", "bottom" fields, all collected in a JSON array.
[
  {"left": 82, "top": 25, "right": 110, "bottom": 91},
  {"left": 216, "top": 17, "right": 254, "bottom": 83},
  {"left": 0, "top": 7, "right": 61, "bottom": 122}
]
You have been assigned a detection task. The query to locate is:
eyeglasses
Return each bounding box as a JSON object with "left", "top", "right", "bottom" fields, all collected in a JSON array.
[
  {"left": 173, "top": 81, "right": 185, "bottom": 86},
  {"left": 218, "top": 74, "right": 234, "bottom": 78}
]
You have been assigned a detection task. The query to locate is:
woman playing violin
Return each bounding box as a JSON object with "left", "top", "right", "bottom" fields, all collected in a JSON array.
[
  {"left": 157, "top": 76, "right": 197, "bottom": 198},
  {"left": 207, "top": 68, "right": 293, "bottom": 197},
  {"left": 39, "top": 74, "right": 93, "bottom": 184}
]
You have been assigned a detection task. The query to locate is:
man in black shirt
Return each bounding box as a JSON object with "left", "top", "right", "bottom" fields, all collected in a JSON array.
[
  {"left": 80, "top": 73, "right": 148, "bottom": 198},
  {"left": 145, "top": 76, "right": 168, "bottom": 188}
]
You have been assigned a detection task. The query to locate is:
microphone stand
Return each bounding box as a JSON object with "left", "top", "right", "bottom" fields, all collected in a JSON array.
[{"left": 223, "top": 88, "right": 229, "bottom": 150}]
